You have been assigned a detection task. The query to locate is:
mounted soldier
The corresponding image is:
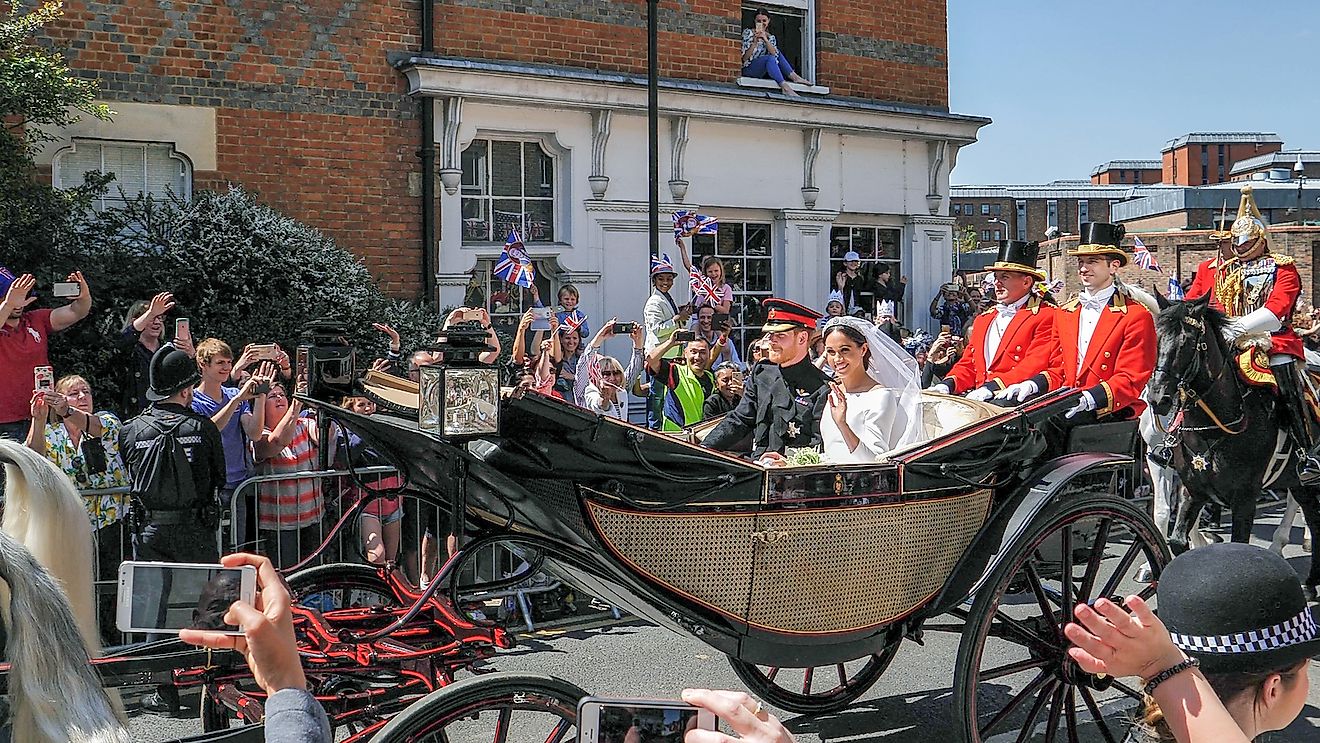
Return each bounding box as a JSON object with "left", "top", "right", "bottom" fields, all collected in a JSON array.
[
  {"left": 928, "top": 240, "right": 1057, "bottom": 402},
  {"left": 1183, "top": 185, "right": 1320, "bottom": 482}
]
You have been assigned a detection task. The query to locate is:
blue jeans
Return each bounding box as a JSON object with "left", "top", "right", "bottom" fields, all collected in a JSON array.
[{"left": 743, "top": 54, "right": 796, "bottom": 84}]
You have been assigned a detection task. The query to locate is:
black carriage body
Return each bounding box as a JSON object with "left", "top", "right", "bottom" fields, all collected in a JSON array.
[{"left": 306, "top": 387, "right": 1142, "bottom": 668}]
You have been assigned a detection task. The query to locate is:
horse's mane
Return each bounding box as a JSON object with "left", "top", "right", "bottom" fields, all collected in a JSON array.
[{"left": 1156, "top": 297, "right": 1227, "bottom": 344}]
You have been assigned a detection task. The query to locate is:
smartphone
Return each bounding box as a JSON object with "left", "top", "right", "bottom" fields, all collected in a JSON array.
[
  {"left": 117, "top": 561, "right": 257, "bottom": 635},
  {"left": 673, "top": 330, "right": 697, "bottom": 343},
  {"left": 52, "top": 281, "right": 81, "bottom": 298},
  {"left": 33, "top": 365, "right": 54, "bottom": 393},
  {"left": 577, "top": 697, "right": 716, "bottom": 743},
  {"left": 612, "top": 322, "right": 636, "bottom": 335},
  {"left": 713, "top": 312, "right": 730, "bottom": 327},
  {"left": 530, "top": 306, "right": 552, "bottom": 332},
  {"left": 940, "top": 324, "right": 951, "bottom": 335},
  {"left": 175, "top": 317, "right": 191, "bottom": 341},
  {"left": 249, "top": 343, "right": 278, "bottom": 361}
]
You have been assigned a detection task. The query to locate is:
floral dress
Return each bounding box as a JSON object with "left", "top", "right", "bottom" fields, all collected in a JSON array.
[{"left": 43, "top": 412, "right": 131, "bottom": 529}]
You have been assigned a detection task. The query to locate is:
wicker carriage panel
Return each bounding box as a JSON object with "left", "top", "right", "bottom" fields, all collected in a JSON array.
[
  {"left": 585, "top": 502, "right": 758, "bottom": 622},
  {"left": 746, "top": 489, "right": 993, "bottom": 634}
]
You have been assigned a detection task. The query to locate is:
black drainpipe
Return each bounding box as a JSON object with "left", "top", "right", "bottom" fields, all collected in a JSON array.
[{"left": 418, "top": 0, "right": 437, "bottom": 304}]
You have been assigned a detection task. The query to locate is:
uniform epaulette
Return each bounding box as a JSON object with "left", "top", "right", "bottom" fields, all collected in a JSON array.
[
  {"left": 980, "top": 306, "right": 996, "bottom": 316},
  {"left": 1061, "top": 298, "right": 1080, "bottom": 311},
  {"left": 1272, "top": 253, "right": 1295, "bottom": 266}
]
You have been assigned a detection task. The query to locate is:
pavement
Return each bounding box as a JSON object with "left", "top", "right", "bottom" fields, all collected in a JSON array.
[{"left": 126, "top": 501, "right": 1320, "bottom": 742}]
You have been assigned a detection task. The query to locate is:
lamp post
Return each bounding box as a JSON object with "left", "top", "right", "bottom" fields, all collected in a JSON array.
[
  {"left": 988, "top": 217, "right": 1010, "bottom": 242},
  {"left": 647, "top": 0, "right": 659, "bottom": 265},
  {"left": 1296, "top": 156, "right": 1307, "bottom": 223}
]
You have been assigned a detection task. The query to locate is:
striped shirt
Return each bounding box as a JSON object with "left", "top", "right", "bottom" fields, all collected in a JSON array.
[{"left": 255, "top": 419, "right": 322, "bottom": 530}]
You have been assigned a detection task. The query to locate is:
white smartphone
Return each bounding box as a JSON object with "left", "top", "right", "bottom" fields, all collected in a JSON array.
[
  {"left": 33, "top": 365, "right": 54, "bottom": 393},
  {"left": 117, "top": 561, "right": 257, "bottom": 636},
  {"left": 576, "top": 697, "right": 716, "bottom": 743},
  {"left": 52, "top": 281, "right": 81, "bottom": 298},
  {"left": 174, "top": 317, "right": 191, "bottom": 341},
  {"left": 249, "top": 343, "right": 279, "bottom": 361}
]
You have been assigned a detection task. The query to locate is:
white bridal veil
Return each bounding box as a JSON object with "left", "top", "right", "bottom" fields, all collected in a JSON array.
[{"left": 821, "top": 316, "right": 925, "bottom": 449}]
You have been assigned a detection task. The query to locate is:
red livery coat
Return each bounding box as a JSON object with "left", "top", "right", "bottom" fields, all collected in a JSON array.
[
  {"left": 1186, "top": 254, "right": 1304, "bottom": 360},
  {"left": 943, "top": 297, "right": 1057, "bottom": 394},
  {"left": 1040, "top": 292, "right": 1157, "bottom": 417}
]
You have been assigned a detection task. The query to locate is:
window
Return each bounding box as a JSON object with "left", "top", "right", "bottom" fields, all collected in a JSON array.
[
  {"left": 1077, "top": 200, "right": 1089, "bottom": 225},
  {"left": 992, "top": 230, "right": 1001, "bottom": 241},
  {"left": 981, "top": 230, "right": 991, "bottom": 241},
  {"left": 461, "top": 139, "right": 556, "bottom": 243},
  {"left": 991, "top": 204, "right": 1002, "bottom": 216},
  {"left": 468, "top": 258, "right": 559, "bottom": 327},
  {"left": 1046, "top": 200, "right": 1058, "bottom": 230},
  {"left": 1016, "top": 201, "right": 1027, "bottom": 240},
  {"left": 52, "top": 139, "right": 191, "bottom": 210},
  {"left": 692, "top": 222, "right": 775, "bottom": 353},
  {"left": 953, "top": 204, "right": 962, "bottom": 216},
  {"left": 980, "top": 204, "right": 990, "bottom": 215},
  {"left": 741, "top": 2, "right": 813, "bottom": 81},
  {"left": 1120, "top": 170, "right": 1128, "bottom": 183},
  {"left": 826, "top": 225, "right": 902, "bottom": 320}
]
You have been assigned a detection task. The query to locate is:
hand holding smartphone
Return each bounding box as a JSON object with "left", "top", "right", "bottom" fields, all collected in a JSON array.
[
  {"left": 611, "top": 322, "right": 636, "bottom": 335},
  {"left": 33, "top": 365, "right": 54, "bottom": 393},
  {"left": 577, "top": 697, "right": 715, "bottom": 743},
  {"left": 52, "top": 281, "right": 81, "bottom": 299},
  {"left": 117, "top": 561, "right": 257, "bottom": 635},
  {"left": 175, "top": 317, "right": 191, "bottom": 342},
  {"left": 673, "top": 330, "right": 697, "bottom": 343}
]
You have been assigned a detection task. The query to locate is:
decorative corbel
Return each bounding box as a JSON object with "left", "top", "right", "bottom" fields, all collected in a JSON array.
[
  {"left": 438, "top": 97, "right": 464, "bottom": 196},
  {"left": 589, "top": 109, "right": 612, "bottom": 199},
  {"left": 926, "top": 139, "right": 948, "bottom": 215},
  {"left": 668, "top": 115, "right": 690, "bottom": 202},
  {"left": 801, "top": 128, "right": 821, "bottom": 209}
]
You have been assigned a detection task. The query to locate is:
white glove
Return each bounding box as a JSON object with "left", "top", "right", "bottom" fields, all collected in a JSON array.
[
  {"left": 966, "top": 387, "right": 994, "bottom": 402},
  {"left": 1221, "top": 307, "right": 1282, "bottom": 346},
  {"left": 928, "top": 383, "right": 951, "bottom": 395},
  {"left": 1065, "top": 391, "right": 1097, "bottom": 418},
  {"left": 995, "top": 379, "right": 1039, "bottom": 403}
]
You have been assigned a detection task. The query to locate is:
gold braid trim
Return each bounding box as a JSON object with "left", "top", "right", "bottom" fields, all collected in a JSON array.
[{"left": 1213, "top": 256, "right": 1245, "bottom": 316}]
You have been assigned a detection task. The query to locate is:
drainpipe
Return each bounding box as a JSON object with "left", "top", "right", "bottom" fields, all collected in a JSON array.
[{"left": 419, "top": 0, "right": 438, "bottom": 304}]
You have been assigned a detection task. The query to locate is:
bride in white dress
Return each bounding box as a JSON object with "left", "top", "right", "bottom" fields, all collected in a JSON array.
[{"left": 819, "top": 317, "right": 923, "bottom": 463}]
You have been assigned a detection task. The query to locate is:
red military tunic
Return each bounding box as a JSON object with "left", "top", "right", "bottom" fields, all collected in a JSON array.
[
  {"left": 1039, "top": 290, "right": 1157, "bottom": 417},
  {"left": 1185, "top": 253, "right": 1304, "bottom": 360},
  {"left": 943, "top": 296, "right": 1057, "bottom": 394}
]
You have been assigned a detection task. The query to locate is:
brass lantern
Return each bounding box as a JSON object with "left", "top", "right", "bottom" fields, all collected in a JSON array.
[{"left": 418, "top": 324, "right": 500, "bottom": 438}]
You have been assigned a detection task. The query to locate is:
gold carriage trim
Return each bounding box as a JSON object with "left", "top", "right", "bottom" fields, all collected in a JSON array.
[{"left": 584, "top": 488, "right": 994, "bottom": 635}]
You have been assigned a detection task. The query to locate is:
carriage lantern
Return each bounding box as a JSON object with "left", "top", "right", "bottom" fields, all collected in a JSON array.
[
  {"left": 418, "top": 324, "right": 500, "bottom": 439},
  {"left": 296, "top": 320, "right": 356, "bottom": 402}
]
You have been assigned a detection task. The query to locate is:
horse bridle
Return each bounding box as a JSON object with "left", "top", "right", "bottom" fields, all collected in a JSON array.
[{"left": 1153, "top": 314, "right": 1248, "bottom": 436}]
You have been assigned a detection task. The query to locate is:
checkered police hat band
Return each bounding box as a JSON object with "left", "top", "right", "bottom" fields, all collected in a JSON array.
[{"left": 1170, "top": 609, "right": 1317, "bottom": 654}]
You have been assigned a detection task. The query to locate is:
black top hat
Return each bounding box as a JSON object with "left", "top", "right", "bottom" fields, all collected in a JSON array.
[
  {"left": 1069, "top": 222, "right": 1130, "bottom": 266},
  {"left": 146, "top": 345, "right": 201, "bottom": 402},
  {"left": 1160, "top": 543, "right": 1320, "bottom": 674},
  {"left": 988, "top": 240, "right": 1045, "bottom": 280},
  {"left": 761, "top": 298, "right": 822, "bottom": 333}
]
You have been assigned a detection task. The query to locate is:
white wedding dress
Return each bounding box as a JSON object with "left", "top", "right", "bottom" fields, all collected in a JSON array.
[{"left": 821, "top": 386, "right": 913, "bottom": 463}]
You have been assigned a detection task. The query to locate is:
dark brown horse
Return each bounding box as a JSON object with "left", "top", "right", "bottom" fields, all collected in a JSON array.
[{"left": 1148, "top": 294, "right": 1320, "bottom": 598}]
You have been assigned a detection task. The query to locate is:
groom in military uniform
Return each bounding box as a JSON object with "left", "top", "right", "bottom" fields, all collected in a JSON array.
[{"left": 704, "top": 299, "right": 830, "bottom": 458}]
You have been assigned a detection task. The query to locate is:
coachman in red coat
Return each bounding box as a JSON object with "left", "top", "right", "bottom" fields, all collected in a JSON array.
[
  {"left": 931, "top": 240, "right": 1056, "bottom": 402},
  {"left": 1185, "top": 185, "right": 1319, "bottom": 481},
  {"left": 1009, "top": 222, "right": 1156, "bottom": 420}
]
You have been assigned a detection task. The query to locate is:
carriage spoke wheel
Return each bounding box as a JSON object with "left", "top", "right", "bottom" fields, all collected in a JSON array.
[
  {"left": 369, "top": 672, "right": 585, "bottom": 743},
  {"left": 727, "top": 639, "right": 900, "bottom": 714},
  {"left": 287, "top": 562, "right": 400, "bottom": 610},
  {"left": 953, "top": 497, "right": 1167, "bottom": 743}
]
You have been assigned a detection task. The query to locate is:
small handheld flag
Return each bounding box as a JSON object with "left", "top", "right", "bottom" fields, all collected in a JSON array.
[
  {"left": 494, "top": 230, "right": 536, "bottom": 288},
  {"left": 1167, "top": 275, "right": 1185, "bottom": 301},
  {"left": 690, "top": 266, "right": 721, "bottom": 304},
  {"left": 672, "top": 210, "right": 719, "bottom": 238},
  {"left": 561, "top": 309, "right": 586, "bottom": 333},
  {"left": 1133, "top": 236, "right": 1162, "bottom": 273}
]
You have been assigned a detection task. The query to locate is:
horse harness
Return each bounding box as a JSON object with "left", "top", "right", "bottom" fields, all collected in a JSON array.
[{"left": 1153, "top": 314, "right": 1252, "bottom": 468}]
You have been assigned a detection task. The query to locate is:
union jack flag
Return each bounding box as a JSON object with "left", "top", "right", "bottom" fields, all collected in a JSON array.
[
  {"left": 561, "top": 309, "right": 586, "bottom": 333},
  {"left": 493, "top": 230, "right": 536, "bottom": 288},
  {"left": 1167, "top": 275, "right": 1185, "bottom": 301},
  {"left": 672, "top": 210, "right": 719, "bottom": 238},
  {"left": 689, "top": 265, "right": 721, "bottom": 304},
  {"left": 1133, "top": 236, "right": 1161, "bottom": 273},
  {"left": 587, "top": 353, "right": 603, "bottom": 388}
]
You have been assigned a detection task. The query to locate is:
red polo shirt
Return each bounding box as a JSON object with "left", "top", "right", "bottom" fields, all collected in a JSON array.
[{"left": 0, "top": 309, "right": 54, "bottom": 424}]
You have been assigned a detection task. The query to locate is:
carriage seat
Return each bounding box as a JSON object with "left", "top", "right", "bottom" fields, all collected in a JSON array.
[{"left": 913, "top": 392, "right": 1001, "bottom": 441}]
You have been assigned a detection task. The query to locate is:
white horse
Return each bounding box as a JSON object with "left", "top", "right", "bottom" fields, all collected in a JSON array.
[{"left": 0, "top": 439, "right": 129, "bottom": 743}]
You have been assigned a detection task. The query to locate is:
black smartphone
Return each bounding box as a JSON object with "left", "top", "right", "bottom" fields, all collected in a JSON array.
[
  {"left": 713, "top": 312, "right": 730, "bottom": 328},
  {"left": 611, "top": 322, "right": 636, "bottom": 334},
  {"left": 673, "top": 330, "right": 697, "bottom": 343}
]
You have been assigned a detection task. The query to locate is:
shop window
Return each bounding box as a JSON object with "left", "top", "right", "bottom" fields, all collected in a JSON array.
[
  {"left": 52, "top": 139, "right": 191, "bottom": 210},
  {"left": 692, "top": 221, "right": 774, "bottom": 355},
  {"left": 467, "top": 257, "right": 558, "bottom": 328},
  {"left": 828, "top": 226, "right": 903, "bottom": 317},
  {"left": 461, "top": 139, "right": 556, "bottom": 244}
]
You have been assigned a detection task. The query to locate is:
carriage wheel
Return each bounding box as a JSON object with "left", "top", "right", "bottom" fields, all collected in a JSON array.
[
  {"left": 286, "top": 562, "right": 399, "bottom": 609},
  {"left": 726, "top": 639, "right": 900, "bottom": 714},
  {"left": 952, "top": 496, "right": 1168, "bottom": 743},
  {"left": 369, "top": 672, "right": 585, "bottom": 743}
]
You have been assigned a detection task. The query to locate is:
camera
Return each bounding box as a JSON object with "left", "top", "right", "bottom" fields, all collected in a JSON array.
[
  {"left": 611, "top": 322, "right": 636, "bottom": 335},
  {"left": 673, "top": 330, "right": 697, "bottom": 343},
  {"left": 298, "top": 320, "right": 355, "bottom": 402}
]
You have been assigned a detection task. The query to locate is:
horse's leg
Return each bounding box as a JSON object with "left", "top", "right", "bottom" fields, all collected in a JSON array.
[
  {"left": 1229, "top": 492, "right": 1257, "bottom": 544},
  {"left": 1295, "top": 488, "right": 1320, "bottom": 601},
  {"left": 1168, "top": 485, "right": 1204, "bottom": 555},
  {"left": 1271, "top": 492, "right": 1300, "bottom": 554}
]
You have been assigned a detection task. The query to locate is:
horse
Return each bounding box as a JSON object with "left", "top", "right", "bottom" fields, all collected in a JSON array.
[
  {"left": 0, "top": 439, "right": 128, "bottom": 742},
  {"left": 1147, "top": 294, "right": 1320, "bottom": 598}
]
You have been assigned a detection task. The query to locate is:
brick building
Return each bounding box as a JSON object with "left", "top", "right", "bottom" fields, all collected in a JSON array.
[
  {"left": 949, "top": 182, "right": 1169, "bottom": 249},
  {"left": 1231, "top": 150, "right": 1320, "bottom": 181},
  {"left": 36, "top": 0, "right": 987, "bottom": 344},
  {"left": 1090, "top": 160, "right": 1162, "bottom": 185},
  {"left": 1160, "top": 132, "right": 1283, "bottom": 186},
  {"left": 1112, "top": 180, "right": 1320, "bottom": 232}
]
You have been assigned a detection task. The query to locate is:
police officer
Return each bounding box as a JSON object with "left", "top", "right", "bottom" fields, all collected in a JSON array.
[{"left": 704, "top": 299, "right": 830, "bottom": 458}]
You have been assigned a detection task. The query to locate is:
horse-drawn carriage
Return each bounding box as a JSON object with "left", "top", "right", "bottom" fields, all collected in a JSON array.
[{"left": 271, "top": 375, "right": 1166, "bottom": 743}]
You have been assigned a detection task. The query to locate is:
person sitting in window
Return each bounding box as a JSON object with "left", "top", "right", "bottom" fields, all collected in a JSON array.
[{"left": 741, "top": 8, "right": 812, "bottom": 97}]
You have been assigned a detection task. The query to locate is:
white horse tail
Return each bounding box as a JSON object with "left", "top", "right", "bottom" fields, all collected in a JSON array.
[
  {"left": 0, "top": 439, "right": 101, "bottom": 657},
  {"left": 0, "top": 442, "right": 128, "bottom": 743}
]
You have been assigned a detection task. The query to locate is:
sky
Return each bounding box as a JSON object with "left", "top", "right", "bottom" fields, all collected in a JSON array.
[{"left": 947, "top": 1, "right": 1320, "bottom": 185}]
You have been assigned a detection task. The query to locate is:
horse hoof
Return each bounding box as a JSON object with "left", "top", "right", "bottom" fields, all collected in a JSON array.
[
  {"left": 1306, "top": 585, "right": 1318, "bottom": 604},
  {"left": 1169, "top": 540, "right": 1189, "bottom": 556},
  {"left": 1306, "top": 536, "right": 1313, "bottom": 551},
  {"left": 1134, "top": 565, "right": 1152, "bottom": 583}
]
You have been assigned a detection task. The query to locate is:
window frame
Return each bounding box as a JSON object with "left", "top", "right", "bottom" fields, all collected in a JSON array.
[
  {"left": 1046, "top": 200, "right": 1059, "bottom": 230},
  {"left": 51, "top": 138, "right": 193, "bottom": 210},
  {"left": 1015, "top": 200, "right": 1027, "bottom": 241},
  {"left": 459, "top": 132, "right": 569, "bottom": 246},
  {"left": 692, "top": 220, "right": 777, "bottom": 355},
  {"left": 742, "top": 0, "right": 816, "bottom": 81}
]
